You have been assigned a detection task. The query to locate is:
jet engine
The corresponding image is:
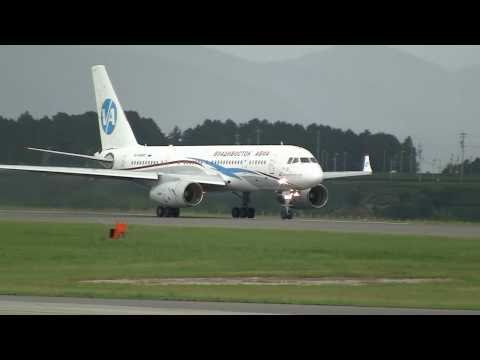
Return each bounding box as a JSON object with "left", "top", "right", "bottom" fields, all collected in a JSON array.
[
  {"left": 278, "top": 184, "right": 329, "bottom": 209},
  {"left": 149, "top": 181, "right": 204, "bottom": 207}
]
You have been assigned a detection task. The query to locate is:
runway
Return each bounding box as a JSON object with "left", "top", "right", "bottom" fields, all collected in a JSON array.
[
  {"left": 1, "top": 208, "right": 480, "bottom": 238},
  {"left": 1, "top": 295, "right": 479, "bottom": 315}
]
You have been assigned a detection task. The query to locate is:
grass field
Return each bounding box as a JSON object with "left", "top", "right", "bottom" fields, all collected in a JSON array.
[{"left": 1, "top": 220, "right": 480, "bottom": 310}]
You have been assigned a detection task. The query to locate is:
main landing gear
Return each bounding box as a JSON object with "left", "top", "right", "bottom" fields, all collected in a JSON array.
[
  {"left": 156, "top": 206, "right": 180, "bottom": 218},
  {"left": 232, "top": 192, "right": 256, "bottom": 219}
]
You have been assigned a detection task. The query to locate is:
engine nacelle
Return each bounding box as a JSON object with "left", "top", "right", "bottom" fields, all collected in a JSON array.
[
  {"left": 278, "top": 184, "right": 329, "bottom": 209},
  {"left": 149, "top": 181, "right": 204, "bottom": 208}
]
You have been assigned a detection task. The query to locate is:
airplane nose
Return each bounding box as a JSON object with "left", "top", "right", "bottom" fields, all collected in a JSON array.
[{"left": 303, "top": 164, "right": 323, "bottom": 187}]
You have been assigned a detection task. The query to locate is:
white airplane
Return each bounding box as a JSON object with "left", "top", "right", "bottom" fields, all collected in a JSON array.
[{"left": 0, "top": 65, "right": 372, "bottom": 220}]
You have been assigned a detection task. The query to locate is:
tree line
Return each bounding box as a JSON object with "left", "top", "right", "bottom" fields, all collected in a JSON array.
[
  {"left": 0, "top": 111, "right": 419, "bottom": 172},
  {"left": 442, "top": 158, "right": 480, "bottom": 176}
]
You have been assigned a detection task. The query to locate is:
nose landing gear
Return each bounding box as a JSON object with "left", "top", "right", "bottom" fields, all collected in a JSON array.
[
  {"left": 231, "top": 192, "right": 256, "bottom": 219},
  {"left": 280, "top": 207, "right": 293, "bottom": 220},
  {"left": 278, "top": 190, "right": 295, "bottom": 220}
]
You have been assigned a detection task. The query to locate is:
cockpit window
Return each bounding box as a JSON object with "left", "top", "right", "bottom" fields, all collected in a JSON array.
[
  {"left": 287, "top": 157, "right": 293, "bottom": 164},
  {"left": 300, "top": 158, "right": 310, "bottom": 163},
  {"left": 310, "top": 157, "right": 318, "bottom": 163},
  {"left": 292, "top": 158, "right": 299, "bottom": 164}
]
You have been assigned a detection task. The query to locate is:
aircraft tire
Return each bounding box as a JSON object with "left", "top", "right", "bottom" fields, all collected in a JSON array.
[
  {"left": 164, "top": 207, "right": 179, "bottom": 218},
  {"left": 156, "top": 206, "right": 165, "bottom": 218},
  {"left": 232, "top": 207, "right": 240, "bottom": 218},
  {"left": 280, "top": 207, "right": 293, "bottom": 220},
  {"left": 240, "top": 207, "right": 248, "bottom": 218}
]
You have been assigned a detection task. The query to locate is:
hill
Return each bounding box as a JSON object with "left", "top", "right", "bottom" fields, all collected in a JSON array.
[{"left": 1, "top": 45, "right": 479, "bottom": 171}]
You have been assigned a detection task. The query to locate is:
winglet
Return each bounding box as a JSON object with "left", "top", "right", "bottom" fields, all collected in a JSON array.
[{"left": 363, "top": 155, "right": 372, "bottom": 173}]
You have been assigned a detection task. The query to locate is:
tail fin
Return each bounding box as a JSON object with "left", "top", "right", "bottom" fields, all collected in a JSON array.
[
  {"left": 363, "top": 155, "right": 372, "bottom": 173},
  {"left": 92, "top": 65, "right": 138, "bottom": 150}
]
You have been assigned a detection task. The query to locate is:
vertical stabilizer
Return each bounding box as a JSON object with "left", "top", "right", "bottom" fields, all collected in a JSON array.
[
  {"left": 363, "top": 155, "right": 372, "bottom": 173},
  {"left": 92, "top": 65, "right": 138, "bottom": 150}
]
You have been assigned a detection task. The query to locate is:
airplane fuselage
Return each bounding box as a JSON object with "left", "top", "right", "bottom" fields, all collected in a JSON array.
[{"left": 100, "top": 144, "right": 323, "bottom": 192}]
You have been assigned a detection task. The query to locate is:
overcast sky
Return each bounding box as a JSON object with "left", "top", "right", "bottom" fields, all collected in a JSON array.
[
  {"left": 205, "top": 45, "right": 480, "bottom": 70},
  {"left": 204, "top": 45, "right": 330, "bottom": 62}
]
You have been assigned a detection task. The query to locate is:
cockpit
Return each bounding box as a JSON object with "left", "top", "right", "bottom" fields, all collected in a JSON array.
[{"left": 287, "top": 157, "right": 318, "bottom": 164}]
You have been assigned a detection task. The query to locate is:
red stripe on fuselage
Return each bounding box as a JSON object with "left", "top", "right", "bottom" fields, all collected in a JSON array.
[{"left": 123, "top": 159, "right": 203, "bottom": 171}]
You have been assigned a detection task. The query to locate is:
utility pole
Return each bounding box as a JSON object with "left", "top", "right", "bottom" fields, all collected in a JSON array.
[
  {"left": 416, "top": 144, "right": 423, "bottom": 182},
  {"left": 449, "top": 153, "right": 454, "bottom": 175},
  {"left": 389, "top": 158, "right": 394, "bottom": 180},
  {"left": 383, "top": 150, "right": 387, "bottom": 173},
  {"left": 460, "top": 132, "right": 467, "bottom": 183},
  {"left": 417, "top": 144, "right": 423, "bottom": 171},
  {"left": 400, "top": 150, "right": 405, "bottom": 173},
  {"left": 406, "top": 152, "right": 410, "bottom": 173},
  {"left": 256, "top": 128, "right": 261, "bottom": 145}
]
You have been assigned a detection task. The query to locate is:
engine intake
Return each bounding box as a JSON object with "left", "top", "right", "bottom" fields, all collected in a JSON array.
[
  {"left": 304, "top": 184, "right": 329, "bottom": 209},
  {"left": 278, "top": 184, "right": 328, "bottom": 209},
  {"left": 149, "top": 181, "right": 204, "bottom": 208}
]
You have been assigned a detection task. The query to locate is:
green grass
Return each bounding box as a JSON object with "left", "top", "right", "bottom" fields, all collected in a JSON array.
[{"left": 1, "top": 220, "right": 480, "bottom": 309}]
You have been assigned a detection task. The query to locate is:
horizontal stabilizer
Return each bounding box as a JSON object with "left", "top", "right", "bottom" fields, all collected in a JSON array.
[{"left": 27, "top": 148, "right": 113, "bottom": 162}]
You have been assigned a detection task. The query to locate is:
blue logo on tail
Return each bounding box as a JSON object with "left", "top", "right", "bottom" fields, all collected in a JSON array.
[{"left": 101, "top": 99, "right": 117, "bottom": 135}]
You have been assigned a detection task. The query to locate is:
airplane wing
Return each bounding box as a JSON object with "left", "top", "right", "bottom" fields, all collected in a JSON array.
[
  {"left": 0, "top": 165, "right": 226, "bottom": 186},
  {"left": 322, "top": 155, "right": 372, "bottom": 180}
]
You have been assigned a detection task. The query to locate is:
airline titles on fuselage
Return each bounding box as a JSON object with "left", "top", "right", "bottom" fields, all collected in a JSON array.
[{"left": 213, "top": 151, "right": 270, "bottom": 157}]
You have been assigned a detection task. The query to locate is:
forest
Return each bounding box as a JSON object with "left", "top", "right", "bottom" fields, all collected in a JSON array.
[{"left": 0, "top": 111, "right": 419, "bottom": 174}]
